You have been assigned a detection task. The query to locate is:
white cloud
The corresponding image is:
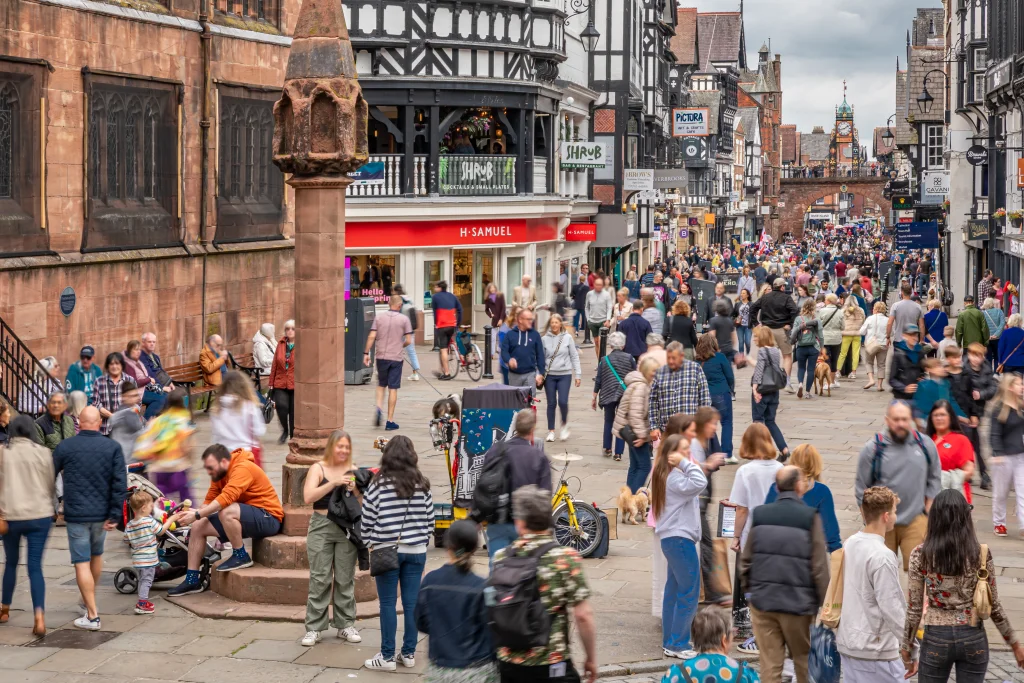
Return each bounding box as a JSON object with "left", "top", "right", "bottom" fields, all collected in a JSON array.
[{"left": 686, "top": 0, "right": 943, "bottom": 136}]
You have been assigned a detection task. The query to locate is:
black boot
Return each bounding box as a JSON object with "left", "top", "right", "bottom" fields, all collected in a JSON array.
[{"left": 277, "top": 432, "right": 288, "bottom": 445}]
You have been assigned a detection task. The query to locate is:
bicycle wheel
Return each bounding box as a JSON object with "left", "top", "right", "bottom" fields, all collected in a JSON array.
[
  {"left": 465, "top": 343, "right": 483, "bottom": 381},
  {"left": 552, "top": 501, "right": 603, "bottom": 557},
  {"left": 442, "top": 343, "right": 459, "bottom": 380}
]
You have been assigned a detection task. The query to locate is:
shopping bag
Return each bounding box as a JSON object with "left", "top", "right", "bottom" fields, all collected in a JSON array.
[
  {"left": 709, "top": 538, "right": 732, "bottom": 598},
  {"left": 808, "top": 623, "right": 841, "bottom": 683},
  {"left": 819, "top": 549, "right": 845, "bottom": 629}
]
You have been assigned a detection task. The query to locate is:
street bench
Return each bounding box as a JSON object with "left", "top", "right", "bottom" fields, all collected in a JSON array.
[{"left": 164, "top": 361, "right": 215, "bottom": 412}]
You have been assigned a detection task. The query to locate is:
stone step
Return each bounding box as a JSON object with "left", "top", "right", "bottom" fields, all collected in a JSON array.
[
  {"left": 281, "top": 505, "right": 312, "bottom": 536},
  {"left": 253, "top": 534, "right": 309, "bottom": 570},
  {"left": 211, "top": 562, "right": 377, "bottom": 606}
]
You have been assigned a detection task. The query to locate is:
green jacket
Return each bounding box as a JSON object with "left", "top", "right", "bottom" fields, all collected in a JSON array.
[
  {"left": 955, "top": 306, "right": 988, "bottom": 349},
  {"left": 34, "top": 414, "right": 76, "bottom": 452}
]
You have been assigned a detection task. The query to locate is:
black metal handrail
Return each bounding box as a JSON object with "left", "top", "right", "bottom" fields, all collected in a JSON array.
[{"left": 0, "top": 317, "right": 56, "bottom": 416}]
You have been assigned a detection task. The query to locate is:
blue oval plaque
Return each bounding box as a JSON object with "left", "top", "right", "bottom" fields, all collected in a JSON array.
[{"left": 60, "top": 287, "right": 76, "bottom": 317}]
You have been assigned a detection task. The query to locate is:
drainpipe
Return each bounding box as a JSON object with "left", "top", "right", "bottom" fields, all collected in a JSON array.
[{"left": 199, "top": 0, "right": 213, "bottom": 343}]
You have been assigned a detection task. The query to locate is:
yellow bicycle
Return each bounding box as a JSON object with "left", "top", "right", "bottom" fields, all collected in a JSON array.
[{"left": 550, "top": 455, "right": 604, "bottom": 557}]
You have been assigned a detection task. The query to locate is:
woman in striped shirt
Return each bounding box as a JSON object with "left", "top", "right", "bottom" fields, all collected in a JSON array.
[{"left": 361, "top": 436, "right": 434, "bottom": 672}]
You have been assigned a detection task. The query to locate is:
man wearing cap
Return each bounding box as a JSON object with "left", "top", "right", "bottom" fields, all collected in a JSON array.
[
  {"left": 66, "top": 346, "right": 103, "bottom": 402},
  {"left": 889, "top": 324, "right": 924, "bottom": 401},
  {"left": 955, "top": 294, "right": 988, "bottom": 349},
  {"left": 748, "top": 277, "right": 800, "bottom": 391}
]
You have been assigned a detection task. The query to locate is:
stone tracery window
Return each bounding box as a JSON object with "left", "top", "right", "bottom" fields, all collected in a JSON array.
[
  {"left": 0, "top": 64, "right": 46, "bottom": 256},
  {"left": 0, "top": 83, "right": 15, "bottom": 200}
]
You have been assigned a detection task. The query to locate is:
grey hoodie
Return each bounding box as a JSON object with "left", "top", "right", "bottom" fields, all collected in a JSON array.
[
  {"left": 855, "top": 428, "right": 941, "bottom": 526},
  {"left": 542, "top": 331, "right": 582, "bottom": 377}
]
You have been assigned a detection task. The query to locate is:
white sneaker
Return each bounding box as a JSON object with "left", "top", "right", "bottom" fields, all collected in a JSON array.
[
  {"left": 663, "top": 648, "right": 685, "bottom": 659},
  {"left": 679, "top": 649, "right": 699, "bottom": 659},
  {"left": 338, "top": 626, "right": 362, "bottom": 643},
  {"left": 77, "top": 601, "right": 88, "bottom": 617},
  {"left": 785, "top": 381, "right": 795, "bottom": 394},
  {"left": 73, "top": 616, "right": 101, "bottom": 631},
  {"left": 301, "top": 630, "right": 321, "bottom": 647},
  {"left": 559, "top": 425, "right": 571, "bottom": 441},
  {"left": 409, "top": 372, "right": 421, "bottom": 381},
  {"left": 545, "top": 431, "right": 555, "bottom": 442},
  {"left": 365, "top": 653, "right": 397, "bottom": 671},
  {"left": 397, "top": 653, "right": 416, "bottom": 668},
  {"left": 831, "top": 380, "right": 840, "bottom": 388},
  {"left": 724, "top": 456, "right": 740, "bottom": 465}
]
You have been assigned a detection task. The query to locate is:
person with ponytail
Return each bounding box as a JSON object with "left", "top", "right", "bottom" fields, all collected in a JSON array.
[
  {"left": 650, "top": 432, "right": 708, "bottom": 659},
  {"left": 414, "top": 519, "right": 497, "bottom": 682},
  {"left": 649, "top": 415, "right": 696, "bottom": 618}
]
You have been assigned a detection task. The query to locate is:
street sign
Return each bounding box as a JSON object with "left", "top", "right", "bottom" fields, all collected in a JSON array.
[
  {"left": 59, "top": 287, "right": 76, "bottom": 317},
  {"left": 809, "top": 212, "right": 833, "bottom": 220},
  {"left": 672, "top": 108, "right": 710, "bottom": 137},
  {"left": 923, "top": 171, "right": 951, "bottom": 196},
  {"left": 966, "top": 219, "right": 989, "bottom": 241},
  {"left": 653, "top": 169, "right": 688, "bottom": 189},
  {"left": 636, "top": 188, "right": 664, "bottom": 201},
  {"left": 679, "top": 228, "right": 689, "bottom": 239},
  {"left": 897, "top": 209, "right": 915, "bottom": 224},
  {"left": 966, "top": 145, "right": 988, "bottom": 166},
  {"left": 704, "top": 213, "right": 716, "bottom": 225},
  {"left": 623, "top": 169, "right": 654, "bottom": 191},
  {"left": 895, "top": 221, "right": 940, "bottom": 250}
]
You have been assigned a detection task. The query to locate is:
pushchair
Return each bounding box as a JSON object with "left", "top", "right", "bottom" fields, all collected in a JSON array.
[{"left": 113, "top": 466, "right": 221, "bottom": 595}]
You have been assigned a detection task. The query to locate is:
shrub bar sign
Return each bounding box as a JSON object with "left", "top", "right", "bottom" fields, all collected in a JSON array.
[{"left": 560, "top": 142, "right": 607, "bottom": 169}]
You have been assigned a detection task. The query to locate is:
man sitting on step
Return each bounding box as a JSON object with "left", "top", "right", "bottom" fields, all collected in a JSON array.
[{"left": 167, "top": 445, "right": 284, "bottom": 596}]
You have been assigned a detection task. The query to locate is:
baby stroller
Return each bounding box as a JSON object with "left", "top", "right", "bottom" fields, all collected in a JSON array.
[{"left": 113, "top": 467, "right": 221, "bottom": 596}]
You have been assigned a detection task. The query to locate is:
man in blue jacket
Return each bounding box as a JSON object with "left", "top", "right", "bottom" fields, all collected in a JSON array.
[
  {"left": 430, "top": 281, "right": 463, "bottom": 379},
  {"left": 53, "top": 406, "right": 127, "bottom": 631},
  {"left": 65, "top": 345, "right": 103, "bottom": 401},
  {"left": 500, "top": 308, "right": 545, "bottom": 394}
]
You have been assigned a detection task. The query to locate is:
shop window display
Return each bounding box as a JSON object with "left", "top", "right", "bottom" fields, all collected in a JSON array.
[{"left": 349, "top": 255, "right": 397, "bottom": 303}]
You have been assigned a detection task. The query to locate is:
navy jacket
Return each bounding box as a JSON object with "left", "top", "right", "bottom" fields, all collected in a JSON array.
[
  {"left": 415, "top": 563, "right": 494, "bottom": 668},
  {"left": 501, "top": 327, "right": 546, "bottom": 376},
  {"left": 618, "top": 313, "right": 652, "bottom": 358},
  {"left": 53, "top": 431, "right": 127, "bottom": 524}
]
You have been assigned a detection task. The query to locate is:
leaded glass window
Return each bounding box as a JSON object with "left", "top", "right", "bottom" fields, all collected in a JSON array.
[{"left": 0, "top": 83, "right": 15, "bottom": 200}]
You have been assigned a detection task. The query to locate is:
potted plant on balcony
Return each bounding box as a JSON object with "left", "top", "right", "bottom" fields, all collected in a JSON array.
[
  {"left": 993, "top": 207, "right": 1007, "bottom": 224},
  {"left": 1009, "top": 210, "right": 1024, "bottom": 229}
]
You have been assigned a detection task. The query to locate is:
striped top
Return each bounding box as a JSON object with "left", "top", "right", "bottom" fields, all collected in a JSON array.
[
  {"left": 360, "top": 480, "right": 434, "bottom": 553},
  {"left": 125, "top": 516, "right": 162, "bottom": 567}
]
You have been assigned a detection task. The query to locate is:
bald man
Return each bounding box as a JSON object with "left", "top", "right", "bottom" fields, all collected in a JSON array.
[
  {"left": 53, "top": 405, "right": 127, "bottom": 631},
  {"left": 740, "top": 465, "right": 830, "bottom": 683}
]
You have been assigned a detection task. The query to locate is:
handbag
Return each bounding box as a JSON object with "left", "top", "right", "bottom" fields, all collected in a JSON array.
[
  {"left": 539, "top": 333, "right": 567, "bottom": 390},
  {"left": 996, "top": 338, "right": 1024, "bottom": 374},
  {"left": 369, "top": 498, "right": 411, "bottom": 577},
  {"left": 757, "top": 348, "right": 787, "bottom": 394},
  {"left": 972, "top": 543, "right": 992, "bottom": 625},
  {"left": 262, "top": 394, "right": 276, "bottom": 424}
]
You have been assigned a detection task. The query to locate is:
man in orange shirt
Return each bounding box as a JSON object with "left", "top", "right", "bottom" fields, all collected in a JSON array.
[{"left": 167, "top": 445, "right": 283, "bottom": 595}]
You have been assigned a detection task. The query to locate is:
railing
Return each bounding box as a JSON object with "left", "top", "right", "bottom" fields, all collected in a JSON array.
[
  {"left": 439, "top": 155, "right": 517, "bottom": 196},
  {"left": 347, "top": 154, "right": 429, "bottom": 197},
  {"left": 533, "top": 164, "right": 548, "bottom": 195},
  {"left": 0, "top": 317, "right": 55, "bottom": 417}
]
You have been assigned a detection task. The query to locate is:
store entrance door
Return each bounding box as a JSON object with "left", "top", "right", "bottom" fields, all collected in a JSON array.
[{"left": 452, "top": 249, "right": 496, "bottom": 331}]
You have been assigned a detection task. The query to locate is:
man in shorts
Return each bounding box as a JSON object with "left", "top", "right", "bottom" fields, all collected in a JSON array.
[
  {"left": 430, "top": 280, "right": 462, "bottom": 378},
  {"left": 365, "top": 294, "right": 413, "bottom": 431},
  {"left": 167, "top": 445, "right": 284, "bottom": 595}
]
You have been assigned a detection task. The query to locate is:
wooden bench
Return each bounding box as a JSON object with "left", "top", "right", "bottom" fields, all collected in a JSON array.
[{"left": 164, "top": 361, "right": 215, "bottom": 413}]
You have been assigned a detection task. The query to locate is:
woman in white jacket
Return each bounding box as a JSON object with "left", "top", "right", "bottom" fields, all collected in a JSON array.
[
  {"left": 859, "top": 301, "right": 889, "bottom": 391},
  {"left": 210, "top": 371, "right": 266, "bottom": 463},
  {"left": 252, "top": 323, "right": 277, "bottom": 376}
]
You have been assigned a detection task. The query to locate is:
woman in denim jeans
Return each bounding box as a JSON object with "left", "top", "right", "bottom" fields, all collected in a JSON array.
[
  {"left": 902, "top": 490, "right": 1024, "bottom": 682},
  {"left": 733, "top": 289, "right": 753, "bottom": 357},
  {"left": 696, "top": 335, "right": 734, "bottom": 461},
  {"left": 361, "top": 437, "right": 434, "bottom": 671}
]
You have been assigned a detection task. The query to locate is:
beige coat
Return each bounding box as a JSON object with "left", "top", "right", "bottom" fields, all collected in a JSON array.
[
  {"left": 613, "top": 371, "right": 651, "bottom": 443},
  {"left": 512, "top": 284, "right": 537, "bottom": 310},
  {"left": 0, "top": 438, "right": 56, "bottom": 521},
  {"left": 841, "top": 305, "right": 866, "bottom": 336}
]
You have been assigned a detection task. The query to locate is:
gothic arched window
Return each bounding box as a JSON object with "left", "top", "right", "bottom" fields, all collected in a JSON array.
[{"left": 0, "top": 83, "right": 17, "bottom": 200}]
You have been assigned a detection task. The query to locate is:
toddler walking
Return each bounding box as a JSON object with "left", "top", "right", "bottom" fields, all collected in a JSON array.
[{"left": 125, "top": 491, "right": 181, "bottom": 614}]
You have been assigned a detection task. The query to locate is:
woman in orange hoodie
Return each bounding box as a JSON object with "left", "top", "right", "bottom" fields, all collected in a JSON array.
[{"left": 269, "top": 320, "right": 296, "bottom": 444}]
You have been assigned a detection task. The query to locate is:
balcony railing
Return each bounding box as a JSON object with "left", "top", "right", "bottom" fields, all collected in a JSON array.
[
  {"left": 347, "top": 154, "right": 429, "bottom": 197},
  {"left": 439, "top": 155, "right": 517, "bottom": 196}
]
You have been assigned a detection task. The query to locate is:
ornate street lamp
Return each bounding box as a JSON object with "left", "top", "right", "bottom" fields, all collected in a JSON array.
[
  {"left": 917, "top": 85, "right": 934, "bottom": 115},
  {"left": 580, "top": 20, "right": 601, "bottom": 53}
]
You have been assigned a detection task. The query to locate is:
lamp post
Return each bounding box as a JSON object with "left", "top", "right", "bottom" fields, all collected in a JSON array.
[{"left": 917, "top": 69, "right": 950, "bottom": 124}]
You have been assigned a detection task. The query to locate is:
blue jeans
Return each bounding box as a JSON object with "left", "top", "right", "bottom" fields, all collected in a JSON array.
[
  {"left": 573, "top": 310, "right": 586, "bottom": 333},
  {"left": 602, "top": 403, "right": 625, "bottom": 455},
  {"left": 405, "top": 344, "right": 420, "bottom": 372},
  {"left": 794, "top": 345, "right": 818, "bottom": 391},
  {"left": 141, "top": 389, "right": 166, "bottom": 419},
  {"left": 710, "top": 392, "right": 733, "bottom": 458},
  {"left": 485, "top": 523, "right": 518, "bottom": 563},
  {"left": 661, "top": 537, "right": 700, "bottom": 651},
  {"left": 627, "top": 442, "right": 653, "bottom": 493},
  {"left": 918, "top": 625, "right": 988, "bottom": 683},
  {"left": 2, "top": 517, "right": 52, "bottom": 611},
  {"left": 737, "top": 325, "right": 752, "bottom": 355},
  {"left": 752, "top": 391, "right": 787, "bottom": 453},
  {"left": 374, "top": 552, "right": 426, "bottom": 660},
  {"left": 545, "top": 374, "right": 572, "bottom": 430}
]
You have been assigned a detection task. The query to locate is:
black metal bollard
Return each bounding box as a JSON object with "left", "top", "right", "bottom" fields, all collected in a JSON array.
[
  {"left": 599, "top": 326, "right": 608, "bottom": 359},
  {"left": 483, "top": 325, "right": 494, "bottom": 379},
  {"left": 583, "top": 321, "right": 592, "bottom": 345}
]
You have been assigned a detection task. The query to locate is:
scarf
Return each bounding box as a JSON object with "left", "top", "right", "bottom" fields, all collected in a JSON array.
[{"left": 285, "top": 342, "right": 295, "bottom": 370}]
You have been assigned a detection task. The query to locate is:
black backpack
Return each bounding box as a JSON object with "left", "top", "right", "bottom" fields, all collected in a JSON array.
[
  {"left": 472, "top": 442, "right": 511, "bottom": 524},
  {"left": 486, "top": 541, "right": 559, "bottom": 651}
]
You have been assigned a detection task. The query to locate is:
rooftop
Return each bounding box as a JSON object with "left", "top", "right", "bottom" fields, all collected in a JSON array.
[
  {"left": 672, "top": 8, "right": 699, "bottom": 67},
  {"left": 697, "top": 12, "right": 744, "bottom": 72}
]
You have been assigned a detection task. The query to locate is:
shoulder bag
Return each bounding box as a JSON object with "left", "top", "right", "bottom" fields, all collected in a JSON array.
[
  {"left": 539, "top": 334, "right": 566, "bottom": 390},
  {"left": 369, "top": 495, "right": 411, "bottom": 577},
  {"left": 996, "top": 337, "right": 1024, "bottom": 374},
  {"left": 972, "top": 543, "right": 992, "bottom": 625},
  {"left": 757, "top": 348, "right": 787, "bottom": 394},
  {"left": 604, "top": 356, "right": 627, "bottom": 391}
]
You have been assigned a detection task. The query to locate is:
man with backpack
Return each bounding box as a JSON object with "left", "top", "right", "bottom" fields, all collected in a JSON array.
[
  {"left": 854, "top": 401, "right": 941, "bottom": 571},
  {"left": 393, "top": 285, "right": 421, "bottom": 381},
  {"left": 473, "top": 410, "right": 552, "bottom": 561},
  {"left": 488, "top": 485, "right": 598, "bottom": 683}
]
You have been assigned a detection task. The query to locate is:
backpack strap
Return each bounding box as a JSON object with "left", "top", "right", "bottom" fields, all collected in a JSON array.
[
  {"left": 871, "top": 433, "right": 885, "bottom": 486},
  {"left": 912, "top": 431, "right": 932, "bottom": 470}
]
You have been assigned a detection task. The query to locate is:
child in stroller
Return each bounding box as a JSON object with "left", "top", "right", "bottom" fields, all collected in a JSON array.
[{"left": 114, "top": 469, "right": 221, "bottom": 599}]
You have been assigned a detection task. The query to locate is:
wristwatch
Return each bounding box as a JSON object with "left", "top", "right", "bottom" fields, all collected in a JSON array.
[{"left": 194, "top": 510, "right": 201, "bottom": 522}]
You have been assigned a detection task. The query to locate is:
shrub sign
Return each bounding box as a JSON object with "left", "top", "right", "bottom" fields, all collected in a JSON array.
[{"left": 560, "top": 142, "right": 607, "bottom": 169}]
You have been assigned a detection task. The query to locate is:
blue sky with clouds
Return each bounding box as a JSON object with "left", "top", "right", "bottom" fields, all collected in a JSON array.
[{"left": 688, "top": 0, "right": 943, "bottom": 138}]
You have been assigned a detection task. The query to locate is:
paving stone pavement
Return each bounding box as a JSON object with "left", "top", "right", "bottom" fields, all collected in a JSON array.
[{"left": 1, "top": 339, "right": 1023, "bottom": 681}]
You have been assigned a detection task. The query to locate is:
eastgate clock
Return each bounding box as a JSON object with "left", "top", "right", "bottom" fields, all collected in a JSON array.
[{"left": 837, "top": 122, "right": 852, "bottom": 136}]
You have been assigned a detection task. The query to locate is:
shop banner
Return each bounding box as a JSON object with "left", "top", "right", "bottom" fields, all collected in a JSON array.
[
  {"left": 560, "top": 142, "right": 607, "bottom": 169},
  {"left": 623, "top": 169, "right": 655, "bottom": 191},
  {"left": 346, "top": 218, "right": 559, "bottom": 248},
  {"left": 966, "top": 219, "right": 989, "bottom": 241},
  {"left": 672, "top": 108, "right": 710, "bottom": 137},
  {"left": 347, "top": 161, "right": 386, "bottom": 186},
  {"left": 1018, "top": 159, "right": 1024, "bottom": 189},
  {"left": 565, "top": 223, "right": 597, "bottom": 241}
]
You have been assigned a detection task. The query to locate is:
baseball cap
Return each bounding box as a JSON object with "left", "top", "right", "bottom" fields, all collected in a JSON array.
[
  {"left": 80, "top": 345, "right": 95, "bottom": 358},
  {"left": 773, "top": 278, "right": 786, "bottom": 288},
  {"left": 963, "top": 294, "right": 974, "bottom": 303},
  {"left": 905, "top": 324, "right": 920, "bottom": 334}
]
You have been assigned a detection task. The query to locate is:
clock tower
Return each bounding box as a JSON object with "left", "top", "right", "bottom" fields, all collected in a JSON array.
[{"left": 828, "top": 81, "right": 860, "bottom": 176}]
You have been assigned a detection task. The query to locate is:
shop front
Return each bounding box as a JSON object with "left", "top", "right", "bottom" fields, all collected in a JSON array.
[
  {"left": 995, "top": 235, "right": 1024, "bottom": 299},
  {"left": 345, "top": 217, "right": 568, "bottom": 339}
]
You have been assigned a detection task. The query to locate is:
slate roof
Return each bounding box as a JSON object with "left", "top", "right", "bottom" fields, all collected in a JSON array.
[
  {"left": 895, "top": 70, "right": 914, "bottom": 146},
  {"left": 672, "top": 8, "right": 699, "bottom": 66},
  {"left": 780, "top": 125, "right": 799, "bottom": 164},
  {"left": 690, "top": 90, "right": 721, "bottom": 135},
  {"left": 697, "top": 12, "right": 743, "bottom": 72},
  {"left": 801, "top": 132, "right": 831, "bottom": 162},
  {"left": 912, "top": 8, "right": 945, "bottom": 48},
  {"left": 905, "top": 46, "right": 945, "bottom": 124},
  {"left": 737, "top": 107, "right": 761, "bottom": 144}
]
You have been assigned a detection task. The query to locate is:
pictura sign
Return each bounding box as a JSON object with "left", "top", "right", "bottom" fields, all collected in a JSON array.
[{"left": 672, "top": 108, "right": 710, "bottom": 137}]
